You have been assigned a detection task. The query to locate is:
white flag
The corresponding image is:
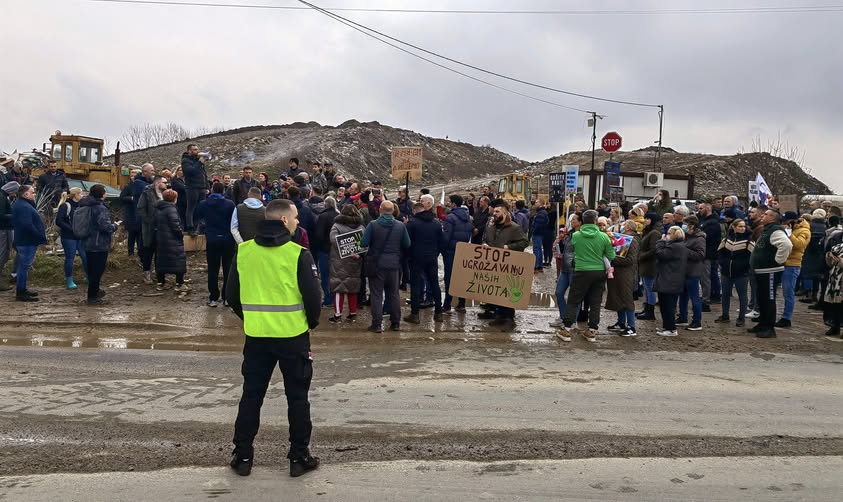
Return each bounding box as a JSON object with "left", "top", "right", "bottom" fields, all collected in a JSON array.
[{"left": 755, "top": 173, "right": 773, "bottom": 205}]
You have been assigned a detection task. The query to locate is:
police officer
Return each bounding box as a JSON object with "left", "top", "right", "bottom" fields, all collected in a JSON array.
[{"left": 225, "top": 198, "right": 323, "bottom": 477}]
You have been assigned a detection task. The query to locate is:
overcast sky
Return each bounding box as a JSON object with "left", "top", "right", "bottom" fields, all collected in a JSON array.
[{"left": 2, "top": 0, "right": 841, "bottom": 191}]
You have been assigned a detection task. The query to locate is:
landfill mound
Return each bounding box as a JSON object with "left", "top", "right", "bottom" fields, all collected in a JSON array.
[
  {"left": 111, "top": 121, "right": 526, "bottom": 185},
  {"left": 530, "top": 149, "right": 832, "bottom": 199},
  {"left": 111, "top": 121, "right": 832, "bottom": 197}
]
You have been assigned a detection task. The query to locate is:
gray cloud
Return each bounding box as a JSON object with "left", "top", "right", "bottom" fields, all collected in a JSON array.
[{"left": 2, "top": 0, "right": 841, "bottom": 191}]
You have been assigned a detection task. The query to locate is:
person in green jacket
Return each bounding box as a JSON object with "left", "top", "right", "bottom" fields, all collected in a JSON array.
[{"left": 558, "top": 210, "right": 616, "bottom": 342}]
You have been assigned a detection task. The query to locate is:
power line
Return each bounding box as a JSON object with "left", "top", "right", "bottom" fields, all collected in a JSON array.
[
  {"left": 298, "top": 0, "right": 661, "bottom": 108},
  {"left": 284, "top": 3, "right": 596, "bottom": 114},
  {"left": 88, "top": 0, "right": 843, "bottom": 15}
]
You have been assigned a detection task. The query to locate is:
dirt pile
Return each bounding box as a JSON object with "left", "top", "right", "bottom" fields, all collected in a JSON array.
[
  {"left": 111, "top": 121, "right": 526, "bottom": 186},
  {"left": 111, "top": 121, "right": 832, "bottom": 197},
  {"left": 530, "top": 148, "right": 832, "bottom": 198}
]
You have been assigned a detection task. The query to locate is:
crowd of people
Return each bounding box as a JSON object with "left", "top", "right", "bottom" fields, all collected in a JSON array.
[
  {"left": 552, "top": 189, "right": 843, "bottom": 340},
  {"left": 2, "top": 146, "right": 842, "bottom": 340}
]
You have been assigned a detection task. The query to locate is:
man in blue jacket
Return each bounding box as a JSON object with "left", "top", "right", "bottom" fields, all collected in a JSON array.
[
  {"left": 181, "top": 144, "right": 209, "bottom": 235},
  {"left": 197, "top": 182, "right": 236, "bottom": 307},
  {"left": 404, "top": 195, "right": 445, "bottom": 324},
  {"left": 11, "top": 185, "right": 46, "bottom": 301},
  {"left": 442, "top": 195, "right": 473, "bottom": 313},
  {"left": 81, "top": 185, "right": 119, "bottom": 305}
]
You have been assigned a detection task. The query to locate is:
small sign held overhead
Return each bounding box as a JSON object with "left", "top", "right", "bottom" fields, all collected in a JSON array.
[
  {"left": 548, "top": 172, "right": 565, "bottom": 203},
  {"left": 391, "top": 146, "right": 423, "bottom": 181}
]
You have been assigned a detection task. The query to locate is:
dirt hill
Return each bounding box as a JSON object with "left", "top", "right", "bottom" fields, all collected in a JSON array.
[
  {"left": 112, "top": 121, "right": 832, "bottom": 198},
  {"left": 529, "top": 147, "right": 832, "bottom": 199},
  {"left": 113, "top": 121, "right": 526, "bottom": 186}
]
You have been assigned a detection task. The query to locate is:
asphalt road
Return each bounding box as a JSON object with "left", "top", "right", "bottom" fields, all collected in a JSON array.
[{"left": 2, "top": 457, "right": 840, "bottom": 501}]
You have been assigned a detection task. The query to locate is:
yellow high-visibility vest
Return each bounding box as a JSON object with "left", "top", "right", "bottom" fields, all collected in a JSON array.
[{"left": 237, "top": 239, "right": 308, "bottom": 338}]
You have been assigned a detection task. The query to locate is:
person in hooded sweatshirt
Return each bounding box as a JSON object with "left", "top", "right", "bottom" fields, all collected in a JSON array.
[
  {"left": 197, "top": 182, "right": 236, "bottom": 307},
  {"left": 231, "top": 187, "right": 267, "bottom": 244},
  {"left": 55, "top": 187, "right": 88, "bottom": 289},
  {"left": 155, "top": 189, "right": 188, "bottom": 292},
  {"left": 442, "top": 195, "right": 473, "bottom": 313},
  {"left": 403, "top": 194, "right": 445, "bottom": 324},
  {"left": 512, "top": 200, "right": 530, "bottom": 234},
  {"left": 328, "top": 204, "right": 364, "bottom": 322},
  {"left": 80, "top": 184, "right": 119, "bottom": 305},
  {"left": 558, "top": 210, "right": 616, "bottom": 342}
]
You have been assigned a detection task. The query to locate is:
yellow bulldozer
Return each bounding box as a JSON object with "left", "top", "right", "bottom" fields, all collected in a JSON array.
[
  {"left": 495, "top": 172, "right": 549, "bottom": 205},
  {"left": 31, "top": 131, "right": 130, "bottom": 194}
]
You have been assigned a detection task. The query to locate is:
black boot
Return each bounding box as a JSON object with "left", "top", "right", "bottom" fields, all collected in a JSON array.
[
  {"left": 635, "top": 304, "right": 656, "bottom": 320},
  {"left": 290, "top": 454, "right": 320, "bottom": 477}
]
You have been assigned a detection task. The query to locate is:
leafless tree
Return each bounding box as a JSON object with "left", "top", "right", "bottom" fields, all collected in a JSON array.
[
  {"left": 740, "top": 131, "right": 809, "bottom": 175},
  {"left": 120, "top": 123, "right": 224, "bottom": 151}
]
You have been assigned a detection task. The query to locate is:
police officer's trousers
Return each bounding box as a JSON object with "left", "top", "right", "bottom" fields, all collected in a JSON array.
[{"left": 233, "top": 336, "right": 313, "bottom": 459}]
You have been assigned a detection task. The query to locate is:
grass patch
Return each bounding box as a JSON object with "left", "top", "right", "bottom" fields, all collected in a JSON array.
[{"left": 27, "top": 249, "right": 140, "bottom": 287}]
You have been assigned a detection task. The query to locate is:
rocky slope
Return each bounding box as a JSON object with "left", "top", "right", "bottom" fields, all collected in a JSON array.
[
  {"left": 530, "top": 147, "right": 832, "bottom": 199},
  {"left": 112, "top": 120, "right": 526, "bottom": 185}
]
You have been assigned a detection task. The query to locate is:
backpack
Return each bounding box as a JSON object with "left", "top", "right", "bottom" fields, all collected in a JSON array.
[{"left": 72, "top": 205, "right": 93, "bottom": 239}]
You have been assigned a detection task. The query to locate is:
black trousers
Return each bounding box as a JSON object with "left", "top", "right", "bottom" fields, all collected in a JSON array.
[
  {"left": 207, "top": 240, "right": 236, "bottom": 302},
  {"left": 658, "top": 293, "right": 679, "bottom": 331},
  {"left": 185, "top": 188, "right": 207, "bottom": 232},
  {"left": 754, "top": 271, "right": 782, "bottom": 329},
  {"left": 127, "top": 228, "right": 140, "bottom": 256},
  {"left": 410, "top": 258, "right": 441, "bottom": 313},
  {"left": 562, "top": 270, "right": 607, "bottom": 329},
  {"left": 86, "top": 251, "right": 109, "bottom": 300},
  {"left": 233, "top": 336, "right": 313, "bottom": 459}
]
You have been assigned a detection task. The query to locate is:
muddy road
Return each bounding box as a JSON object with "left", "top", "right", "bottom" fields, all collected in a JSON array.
[{"left": 0, "top": 263, "right": 841, "bottom": 500}]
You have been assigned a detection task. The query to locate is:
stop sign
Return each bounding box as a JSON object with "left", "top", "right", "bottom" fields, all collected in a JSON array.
[{"left": 601, "top": 131, "right": 622, "bottom": 153}]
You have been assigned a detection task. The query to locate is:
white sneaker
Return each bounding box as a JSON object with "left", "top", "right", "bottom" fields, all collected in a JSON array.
[
  {"left": 549, "top": 318, "right": 564, "bottom": 328},
  {"left": 747, "top": 310, "right": 760, "bottom": 320},
  {"left": 207, "top": 300, "right": 218, "bottom": 307},
  {"left": 656, "top": 329, "right": 678, "bottom": 337},
  {"left": 556, "top": 332, "right": 572, "bottom": 342}
]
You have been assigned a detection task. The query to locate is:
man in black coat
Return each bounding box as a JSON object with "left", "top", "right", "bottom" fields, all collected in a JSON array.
[
  {"left": 180, "top": 144, "right": 208, "bottom": 235},
  {"left": 232, "top": 167, "right": 257, "bottom": 205},
  {"left": 698, "top": 200, "right": 723, "bottom": 309},
  {"left": 404, "top": 195, "right": 445, "bottom": 323},
  {"left": 313, "top": 197, "right": 339, "bottom": 306},
  {"left": 472, "top": 196, "right": 491, "bottom": 244},
  {"left": 36, "top": 159, "right": 69, "bottom": 209}
]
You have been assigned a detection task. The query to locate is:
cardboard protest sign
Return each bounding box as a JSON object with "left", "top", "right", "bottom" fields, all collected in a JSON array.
[
  {"left": 391, "top": 146, "right": 423, "bottom": 180},
  {"left": 335, "top": 229, "right": 367, "bottom": 259},
  {"left": 778, "top": 194, "right": 798, "bottom": 213},
  {"left": 448, "top": 242, "right": 535, "bottom": 310}
]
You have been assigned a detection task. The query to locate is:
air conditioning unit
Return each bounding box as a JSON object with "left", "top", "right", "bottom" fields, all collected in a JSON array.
[{"left": 644, "top": 172, "right": 664, "bottom": 187}]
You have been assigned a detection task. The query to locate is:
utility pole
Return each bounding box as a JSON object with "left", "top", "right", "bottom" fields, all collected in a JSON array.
[
  {"left": 653, "top": 105, "right": 664, "bottom": 172},
  {"left": 587, "top": 111, "right": 599, "bottom": 209}
]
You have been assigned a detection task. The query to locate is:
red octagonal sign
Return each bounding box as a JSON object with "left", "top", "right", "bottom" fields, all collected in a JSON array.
[{"left": 601, "top": 131, "right": 622, "bottom": 153}]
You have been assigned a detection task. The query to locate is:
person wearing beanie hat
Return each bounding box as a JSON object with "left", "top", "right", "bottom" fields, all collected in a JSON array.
[
  {"left": 0, "top": 181, "right": 20, "bottom": 291},
  {"left": 628, "top": 204, "right": 646, "bottom": 234},
  {"left": 801, "top": 209, "right": 830, "bottom": 304}
]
